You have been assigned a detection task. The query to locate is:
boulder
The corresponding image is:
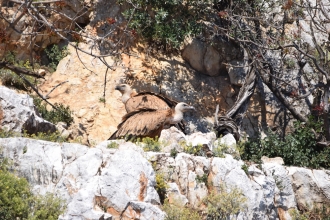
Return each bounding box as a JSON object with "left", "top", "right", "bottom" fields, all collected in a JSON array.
[
  {"left": 0, "top": 138, "right": 164, "bottom": 220},
  {"left": 0, "top": 86, "right": 56, "bottom": 134}
]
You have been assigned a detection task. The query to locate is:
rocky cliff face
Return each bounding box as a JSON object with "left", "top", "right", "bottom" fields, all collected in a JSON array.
[
  {"left": 0, "top": 0, "right": 292, "bottom": 145},
  {"left": 0, "top": 86, "right": 329, "bottom": 219},
  {"left": 1, "top": 0, "right": 329, "bottom": 219},
  {"left": 1, "top": 133, "right": 330, "bottom": 220}
]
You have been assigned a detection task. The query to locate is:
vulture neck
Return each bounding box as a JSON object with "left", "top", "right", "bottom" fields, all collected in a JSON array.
[
  {"left": 170, "top": 108, "right": 184, "bottom": 123},
  {"left": 122, "top": 89, "right": 137, "bottom": 103}
]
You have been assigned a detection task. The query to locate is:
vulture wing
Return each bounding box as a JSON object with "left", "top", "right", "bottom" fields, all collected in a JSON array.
[
  {"left": 125, "top": 92, "right": 186, "bottom": 133},
  {"left": 125, "top": 92, "right": 177, "bottom": 113},
  {"left": 109, "top": 108, "right": 171, "bottom": 140}
]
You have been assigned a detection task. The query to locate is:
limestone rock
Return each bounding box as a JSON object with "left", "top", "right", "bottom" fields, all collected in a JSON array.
[
  {"left": 185, "top": 131, "right": 217, "bottom": 149},
  {"left": 159, "top": 126, "right": 186, "bottom": 153},
  {"left": 0, "top": 86, "right": 56, "bottom": 134},
  {"left": 288, "top": 167, "right": 330, "bottom": 210},
  {"left": 166, "top": 182, "right": 188, "bottom": 207},
  {"left": 0, "top": 137, "right": 163, "bottom": 220},
  {"left": 2, "top": 136, "right": 330, "bottom": 219}
]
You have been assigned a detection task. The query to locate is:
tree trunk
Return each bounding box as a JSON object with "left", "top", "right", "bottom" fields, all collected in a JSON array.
[{"left": 323, "top": 83, "right": 330, "bottom": 141}]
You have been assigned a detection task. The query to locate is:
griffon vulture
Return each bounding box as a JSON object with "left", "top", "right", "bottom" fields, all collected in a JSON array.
[
  {"left": 109, "top": 102, "right": 195, "bottom": 140},
  {"left": 115, "top": 84, "right": 177, "bottom": 112},
  {"left": 115, "top": 84, "right": 186, "bottom": 131}
]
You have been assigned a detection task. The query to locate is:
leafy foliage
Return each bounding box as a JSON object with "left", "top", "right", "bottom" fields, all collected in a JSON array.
[
  {"left": 170, "top": 148, "right": 178, "bottom": 158},
  {"left": 137, "top": 136, "right": 162, "bottom": 152},
  {"left": 155, "top": 172, "right": 168, "bottom": 204},
  {"left": 28, "top": 193, "right": 66, "bottom": 220},
  {"left": 213, "top": 141, "right": 230, "bottom": 158},
  {"left": 181, "top": 141, "right": 204, "bottom": 156},
  {"left": 195, "top": 173, "right": 208, "bottom": 185},
  {"left": 107, "top": 141, "right": 119, "bottom": 149},
  {"left": 290, "top": 204, "right": 330, "bottom": 220},
  {"left": 163, "top": 199, "right": 201, "bottom": 220},
  {"left": 0, "top": 69, "right": 36, "bottom": 91},
  {"left": 23, "top": 130, "right": 66, "bottom": 143},
  {"left": 0, "top": 128, "right": 65, "bottom": 142},
  {"left": 33, "top": 96, "right": 74, "bottom": 126},
  {"left": 202, "top": 183, "right": 247, "bottom": 220},
  {"left": 45, "top": 44, "right": 69, "bottom": 71},
  {"left": 0, "top": 52, "right": 38, "bottom": 91},
  {"left": 118, "top": 0, "right": 211, "bottom": 51},
  {"left": 0, "top": 129, "right": 20, "bottom": 138},
  {"left": 0, "top": 168, "right": 31, "bottom": 219},
  {"left": 242, "top": 117, "right": 330, "bottom": 169},
  {"left": 0, "top": 157, "right": 65, "bottom": 220}
]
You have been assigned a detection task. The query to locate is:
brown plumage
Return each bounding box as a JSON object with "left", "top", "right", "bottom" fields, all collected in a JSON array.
[
  {"left": 114, "top": 84, "right": 185, "bottom": 132},
  {"left": 115, "top": 84, "right": 177, "bottom": 112},
  {"left": 109, "top": 102, "right": 195, "bottom": 140}
]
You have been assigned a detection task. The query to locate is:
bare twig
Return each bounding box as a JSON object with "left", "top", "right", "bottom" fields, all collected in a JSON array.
[{"left": 45, "top": 81, "right": 69, "bottom": 99}]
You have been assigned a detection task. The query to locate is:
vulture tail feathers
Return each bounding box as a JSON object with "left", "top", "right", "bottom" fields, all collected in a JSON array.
[{"left": 108, "top": 108, "right": 158, "bottom": 140}]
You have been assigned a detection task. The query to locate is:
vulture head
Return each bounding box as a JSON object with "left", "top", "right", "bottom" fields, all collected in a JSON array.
[
  {"left": 171, "top": 102, "right": 195, "bottom": 123},
  {"left": 115, "top": 84, "right": 135, "bottom": 103}
]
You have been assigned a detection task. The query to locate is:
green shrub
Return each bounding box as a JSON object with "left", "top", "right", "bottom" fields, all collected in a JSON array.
[
  {"left": 0, "top": 157, "right": 66, "bottom": 220},
  {"left": 107, "top": 141, "right": 119, "bottom": 149},
  {"left": 202, "top": 183, "right": 247, "bottom": 219},
  {"left": 170, "top": 148, "right": 178, "bottom": 158},
  {"left": 213, "top": 142, "right": 229, "bottom": 158},
  {"left": 0, "top": 69, "right": 36, "bottom": 91},
  {"left": 0, "top": 129, "right": 20, "bottom": 138},
  {"left": 137, "top": 137, "right": 162, "bottom": 152},
  {"left": 163, "top": 199, "right": 201, "bottom": 220},
  {"left": 0, "top": 169, "right": 31, "bottom": 220},
  {"left": 118, "top": 0, "right": 210, "bottom": 51},
  {"left": 99, "top": 97, "right": 106, "bottom": 103},
  {"left": 23, "top": 130, "right": 66, "bottom": 142},
  {"left": 155, "top": 172, "right": 168, "bottom": 204},
  {"left": 195, "top": 173, "right": 208, "bottom": 185},
  {"left": 181, "top": 141, "right": 204, "bottom": 156},
  {"left": 33, "top": 96, "right": 74, "bottom": 126},
  {"left": 28, "top": 193, "right": 66, "bottom": 220},
  {"left": 290, "top": 204, "right": 330, "bottom": 220},
  {"left": 45, "top": 44, "right": 69, "bottom": 71},
  {"left": 241, "top": 163, "right": 249, "bottom": 176},
  {"left": 241, "top": 117, "right": 330, "bottom": 169},
  {"left": 0, "top": 52, "right": 40, "bottom": 91}
]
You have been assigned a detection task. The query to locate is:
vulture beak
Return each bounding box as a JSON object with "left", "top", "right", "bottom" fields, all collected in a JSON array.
[
  {"left": 186, "top": 105, "right": 196, "bottom": 112},
  {"left": 115, "top": 85, "right": 122, "bottom": 91}
]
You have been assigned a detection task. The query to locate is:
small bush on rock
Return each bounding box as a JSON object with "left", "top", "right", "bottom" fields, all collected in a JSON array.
[
  {"left": 181, "top": 141, "right": 204, "bottom": 156},
  {"left": 28, "top": 193, "right": 66, "bottom": 220},
  {"left": 155, "top": 172, "right": 168, "bottom": 204},
  {"left": 242, "top": 117, "right": 330, "bottom": 169},
  {"left": 0, "top": 168, "right": 31, "bottom": 219},
  {"left": 33, "top": 96, "right": 74, "bottom": 126},
  {"left": 107, "top": 141, "right": 119, "bottom": 149},
  {"left": 202, "top": 183, "right": 247, "bottom": 219},
  {"left": 0, "top": 129, "right": 20, "bottom": 138},
  {"left": 0, "top": 52, "right": 39, "bottom": 91},
  {"left": 118, "top": 0, "right": 210, "bottom": 51},
  {"left": 290, "top": 204, "right": 330, "bottom": 220},
  {"left": 0, "top": 69, "right": 36, "bottom": 91},
  {"left": 137, "top": 137, "right": 162, "bottom": 152},
  {"left": 45, "top": 44, "right": 69, "bottom": 71},
  {"left": 163, "top": 199, "right": 201, "bottom": 220},
  {"left": 23, "top": 130, "right": 66, "bottom": 142},
  {"left": 212, "top": 142, "right": 229, "bottom": 158},
  {"left": 0, "top": 157, "right": 66, "bottom": 220}
]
